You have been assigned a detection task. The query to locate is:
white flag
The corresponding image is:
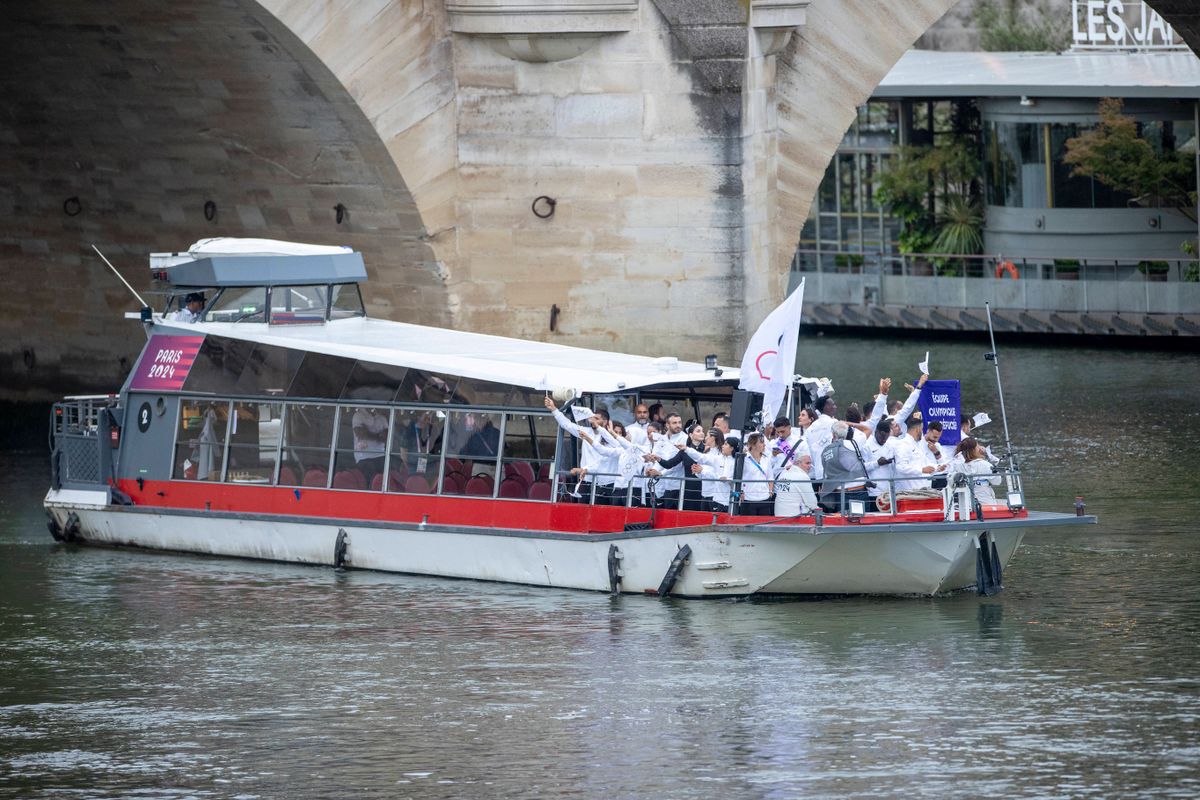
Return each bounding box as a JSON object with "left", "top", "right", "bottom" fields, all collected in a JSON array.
[
  {"left": 918, "top": 351, "right": 930, "bottom": 375},
  {"left": 972, "top": 412, "right": 991, "bottom": 429},
  {"left": 738, "top": 279, "right": 806, "bottom": 424}
]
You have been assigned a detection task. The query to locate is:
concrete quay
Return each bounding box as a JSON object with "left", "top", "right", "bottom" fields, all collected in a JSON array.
[{"left": 803, "top": 302, "right": 1200, "bottom": 340}]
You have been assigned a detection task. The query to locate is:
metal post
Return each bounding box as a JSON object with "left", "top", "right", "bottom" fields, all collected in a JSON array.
[
  {"left": 984, "top": 303, "right": 1016, "bottom": 486},
  {"left": 1082, "top": 260, "right": 1089, "bottom": 313}
]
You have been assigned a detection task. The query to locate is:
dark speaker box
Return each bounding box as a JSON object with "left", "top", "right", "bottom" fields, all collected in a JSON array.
[{"left": 730, "top": 389, "right": 763, "bottom": 432}]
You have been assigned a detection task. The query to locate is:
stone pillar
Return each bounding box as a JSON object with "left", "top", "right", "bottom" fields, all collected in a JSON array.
[{"left": 447, "top": 0, "right": 812, "bottom": 363}]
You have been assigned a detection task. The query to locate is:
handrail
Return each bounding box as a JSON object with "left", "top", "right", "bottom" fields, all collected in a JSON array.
[
  {"left": 554, "top": 466, "right": 1022, "bottom": 520},
  {"left": 792, "top": 246, "right": 1199, "bottom": 269},
  {"left": 791, "top": 247, "right": 1198, "bottom": 283}
]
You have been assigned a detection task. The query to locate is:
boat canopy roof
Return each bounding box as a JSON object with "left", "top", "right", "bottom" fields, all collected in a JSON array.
[
  {"left": 150, "top": 315, "right": 739, "bottom": 394},
  {"left": 150, "top": 238, "right": 366, "bottom": 288}
]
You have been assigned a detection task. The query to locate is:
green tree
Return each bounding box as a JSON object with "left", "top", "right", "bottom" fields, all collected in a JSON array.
[
  {"left": 875, "top": 140, "right": 984, "bottom": 266},
  {"left": 1063, "top": 98, "right": 1197, "bottom": 223},
  {"left": 974, "top": 0, "right": 1071, "bottom": 52}
]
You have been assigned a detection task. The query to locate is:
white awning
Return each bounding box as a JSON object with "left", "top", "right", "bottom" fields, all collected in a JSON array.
[
  {"left": 149, "top": 315, "right": 739, "bottom": 394},
  {"left": 187, "top": 238, "right": 353, "bottom": 259}
]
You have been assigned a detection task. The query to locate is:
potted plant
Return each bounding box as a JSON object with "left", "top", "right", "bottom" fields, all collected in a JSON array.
[
  {"left": 1137, "top": 260, "right": 1170, "bottom": 281},
  {"left": 1054, "top": 259, "right": 1081, "bottom": 281}
]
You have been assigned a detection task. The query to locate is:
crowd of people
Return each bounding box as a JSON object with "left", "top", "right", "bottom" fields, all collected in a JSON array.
[{"left": 545, "top": 373, "right": 1003, "bottom": 518}]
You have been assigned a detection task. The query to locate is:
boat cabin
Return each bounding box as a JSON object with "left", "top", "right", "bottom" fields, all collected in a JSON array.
[{"left": 67, "top": 241, "right": 759, "bottom": 520}]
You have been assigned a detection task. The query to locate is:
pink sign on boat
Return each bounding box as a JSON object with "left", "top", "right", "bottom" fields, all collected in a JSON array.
[{"left": 129, "top": 335, "right": 205, "bottom": 391}]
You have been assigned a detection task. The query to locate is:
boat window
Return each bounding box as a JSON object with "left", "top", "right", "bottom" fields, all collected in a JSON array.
[
  {"left": 287, "top": 351, "right": 355, "bottom": 399},
  {"left": 396, "top": 370, "right": 459, "bottom": 405},
  {"left": 385, "top": 408, "right": 446, "bottom": 494},
  {"left": 331, "top": 406, "right": 390, "bottom": 490},
  {"left": 341, "top": 362, "right": 407, "bottom": 403},
  {"left": 207, "top": 287, "right": 268, "bottom": 323},
  {"left": 499, "top": 413, "right": 556, "bottom": 501},
  {"left": 384, "top": 412, "right": 446, "bottom": 494},
  {"left": 452, "top": 376, "right": 541, "bottom": 408},
  {"left": 234, "top": 343, "right": 304, "bottom": 397},
  {"left": 443, "top": 411, "right": 502, "bottom": 497},
  {"left": 172, "top": 399, "right": 230, "bottom": 481},
  {"left": 269, "top": 285, "right": 328, "bottom": 325},
  {"left": 329, "top": 283, "right": 365, "bottom": 320},
  {"left": 224, "top": 401, "right": 282, "bottom": 485},
  {"left": 278, "top": 403, "right": 336, "bottom": 488},
  {"left": 183, "top": 336, "right": 256, "bottom": 395},
  {"left": 593, "top": 393, "right": 637, "bottom": 426}
]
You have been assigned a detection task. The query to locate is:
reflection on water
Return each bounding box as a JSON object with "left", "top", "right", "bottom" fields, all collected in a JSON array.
[{"left": 2, "top": 336, "right": 1199, "bottom": 798}]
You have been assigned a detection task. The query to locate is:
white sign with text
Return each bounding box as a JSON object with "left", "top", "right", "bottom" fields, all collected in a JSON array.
[{"left": 1071, "top": 0, "right": 1183, "bottom": 50}]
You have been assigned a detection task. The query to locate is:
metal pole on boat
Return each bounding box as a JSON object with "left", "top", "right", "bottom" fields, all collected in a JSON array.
[
  {"left": 91, "top": 244, "right": 150, "bottom": 309},
  {"left": 983, "top": 302, "right": 1016, "bottom": 483}
]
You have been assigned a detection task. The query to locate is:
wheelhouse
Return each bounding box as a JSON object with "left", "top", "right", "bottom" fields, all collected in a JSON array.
[{"left": 150, "top": 245, "right": 367, "bottom": 325}]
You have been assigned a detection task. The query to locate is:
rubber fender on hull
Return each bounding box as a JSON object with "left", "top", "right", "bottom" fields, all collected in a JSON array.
[
  {"left": 656, "top": 544, "right": 692, "bottom": 596},
  {"left": 334, "top": 528, "right": 349, "bottom": 569}
]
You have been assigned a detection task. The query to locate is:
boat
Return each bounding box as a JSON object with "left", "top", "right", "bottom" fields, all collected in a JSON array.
[{"left": 43, "top": 239, "right": 1096, "bottom": 597}]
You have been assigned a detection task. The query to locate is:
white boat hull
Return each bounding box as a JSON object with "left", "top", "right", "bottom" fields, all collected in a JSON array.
[{"left": 44, "top": 490, "right": 1036, "bottom": 597}]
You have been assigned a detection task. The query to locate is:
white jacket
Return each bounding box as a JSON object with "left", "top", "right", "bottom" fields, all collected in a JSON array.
[{"left": 774, "top": 464, "right": 818, "bottom": 516}]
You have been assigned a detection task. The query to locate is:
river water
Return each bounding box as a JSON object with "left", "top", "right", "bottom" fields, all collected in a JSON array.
[{"left": 1, "top": 335, "right": 1198, "bottom": 798}]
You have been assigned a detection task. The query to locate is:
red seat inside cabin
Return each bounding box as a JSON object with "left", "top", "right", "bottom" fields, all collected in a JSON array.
[
  {"left": 333, "top": 469, "right": 366, "bottom": 491},
  {"left": 528, "top": 481, "right": 551, "bottom": 501},
  {"left": 503, "top": 461, "right": 536, "bottom": 488},
  {"left": 465, "top": 475, "right": 492, "bottom": 496},
  {"left": 498, "top": 478, "right": 527, "bottom": 499},
  {"left": 303, "top": 469, "right": 328, "bottom": 487},
  {"left": 442, "top": 472, "right": 466, "bottom": 495},
  {"left": 404, "top": 474, "right": 431, "bottom": 494},
  {"left": 278, "top": 466, "right": 298, "bottom": 486}
]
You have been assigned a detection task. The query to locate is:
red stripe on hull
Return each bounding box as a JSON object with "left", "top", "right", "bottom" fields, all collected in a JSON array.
[{"left": 114, "top": 480, "right": 1016, "bottom": 534}]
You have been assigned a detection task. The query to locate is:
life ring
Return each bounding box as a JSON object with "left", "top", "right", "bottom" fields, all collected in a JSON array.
[{"left": 995, "top": 261, "right": 1019, "bottom": 279}]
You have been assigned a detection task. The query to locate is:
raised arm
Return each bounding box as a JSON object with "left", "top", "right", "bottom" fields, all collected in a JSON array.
[
  {"left": 865, "top": 377, "right": 891, "bottom": 427},
  {"left": 544, "top": 396, "right": 583, "bottom": 439},
  {"left": 894, "top": 374, "right": 928, "bottom": 424}
]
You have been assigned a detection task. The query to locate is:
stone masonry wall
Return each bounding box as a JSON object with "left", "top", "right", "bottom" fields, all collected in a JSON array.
[{"left": 0, "top": 0, "right": 447, "bottom": 400}]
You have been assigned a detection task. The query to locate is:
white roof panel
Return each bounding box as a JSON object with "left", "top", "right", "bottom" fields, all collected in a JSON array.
[
  {"left": 875, "top": 49, "right": 1200, "bottom": 98},
  {"left": 148, "top": 316, "right": 739, "bottom": 394}
]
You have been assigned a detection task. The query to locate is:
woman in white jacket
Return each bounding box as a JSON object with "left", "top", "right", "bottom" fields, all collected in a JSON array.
[
  {"left": 951, "top": 438, "right": 1002, "bottom": 504},
  {"left": 739, "top": 433, "right": 775, "bottom": 515},
  {"left": 684, "top": 433, "right": 739, "bottom": 513}
]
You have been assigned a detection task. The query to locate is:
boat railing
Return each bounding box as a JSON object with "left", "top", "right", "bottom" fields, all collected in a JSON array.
[
  {"left": 49, "top": 396, "right": 120, "bottom": 491},
  {"left": 553, "top": 467, "right": 1024, "bottom": 522}
]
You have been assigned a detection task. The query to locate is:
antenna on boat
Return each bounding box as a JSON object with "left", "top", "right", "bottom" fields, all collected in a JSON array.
[
  {"left": 91, "top": 244, "right": 150, "bottom": 310},
  {"left": 983, "top": 302, "right": 1017, "bottom": 478}
]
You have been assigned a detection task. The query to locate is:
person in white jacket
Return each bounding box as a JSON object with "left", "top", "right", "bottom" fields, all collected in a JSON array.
[
  {"left": 544, "top": 396, "right": 620, "bottom": 503},
  {"left": 950, "top": 438, "right": 1002, "bottom": 504},
  {"left": 684, "top": 433, "right": 739, "bottom": 512},
  {"left": 775, "top": 453, "right": 819, "bottom": 517}
]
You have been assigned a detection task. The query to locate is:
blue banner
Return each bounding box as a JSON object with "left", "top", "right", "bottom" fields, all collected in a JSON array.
[{"left": 917, "top": 379, "right": 961, "bottom": 446}]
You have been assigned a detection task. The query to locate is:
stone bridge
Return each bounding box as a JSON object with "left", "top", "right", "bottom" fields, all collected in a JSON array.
[{"left": 1, "top": 0, "right": 1196, "bottom": 398}]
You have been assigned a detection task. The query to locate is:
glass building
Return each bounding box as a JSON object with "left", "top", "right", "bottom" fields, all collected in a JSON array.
[{"left": 797, "top": 49, "right": 1200, "bottom": 274}]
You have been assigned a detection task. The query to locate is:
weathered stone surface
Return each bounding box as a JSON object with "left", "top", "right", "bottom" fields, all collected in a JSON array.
[{"left": 0, "top": 0, "right": 448, "bottom": 400}]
